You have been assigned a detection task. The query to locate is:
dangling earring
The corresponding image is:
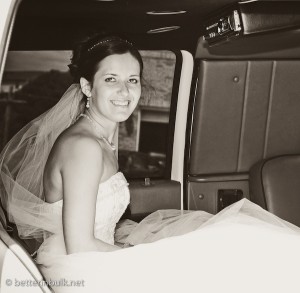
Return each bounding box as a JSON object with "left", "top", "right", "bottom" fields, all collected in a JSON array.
[{"left": 86, "top": 92, "right": 91, "bottom": 109}]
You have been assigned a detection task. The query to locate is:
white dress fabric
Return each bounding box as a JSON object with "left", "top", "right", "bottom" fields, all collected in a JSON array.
[
  {"left": 35, "top": 172, "right": 300, "bottom": 293},
  {"left": 36, "top": 172, "right": 130, "bottom": 257}
]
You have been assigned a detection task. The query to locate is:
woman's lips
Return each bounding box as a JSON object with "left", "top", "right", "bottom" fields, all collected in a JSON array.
[{"left": 111, "top": 100, "right": 130, "bottom": 106}]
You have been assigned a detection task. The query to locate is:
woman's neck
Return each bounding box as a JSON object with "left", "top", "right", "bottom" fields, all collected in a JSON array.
[{"left": 84, "top": 109, "right": 117, "bottom": 142}]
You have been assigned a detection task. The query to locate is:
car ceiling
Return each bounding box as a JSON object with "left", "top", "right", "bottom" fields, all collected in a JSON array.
[{"left": 10, "top": 0, "right": 241, "bottom": 52}]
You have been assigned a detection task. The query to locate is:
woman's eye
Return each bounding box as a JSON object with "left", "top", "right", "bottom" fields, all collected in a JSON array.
[
  {"left": 129, "top": 78, "right": 139, "bottom": 84},
  {"left": 105, "top": 77, "right": 116, "bottom": 82}
]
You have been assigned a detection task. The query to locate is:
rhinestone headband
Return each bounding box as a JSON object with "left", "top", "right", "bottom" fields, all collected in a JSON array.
[{"left": 87, "top": 38, "right": 133, "bottom": 52}]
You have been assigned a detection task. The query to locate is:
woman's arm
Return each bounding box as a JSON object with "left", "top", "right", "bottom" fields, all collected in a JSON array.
[{"left": 60, "top": 136, "right": 120, "bottom": 254}]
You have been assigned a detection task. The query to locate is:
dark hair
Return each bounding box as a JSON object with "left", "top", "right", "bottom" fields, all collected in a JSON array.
[{"left": 69, "top": 34, "right": 143, "bottom": 83}]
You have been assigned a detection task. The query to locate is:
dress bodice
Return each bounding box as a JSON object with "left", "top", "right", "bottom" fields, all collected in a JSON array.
[
  {"left": 93, "top": 172, "right": 130, "bottom": 244},
  {"left": 53, "top": 172, "right": 130, "bottom": 245}
]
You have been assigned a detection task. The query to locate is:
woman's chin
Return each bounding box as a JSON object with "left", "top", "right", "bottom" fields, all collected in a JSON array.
[
  {"left": 108, "top": 103, "right": 138, "bottom": 122},
  {"left": 112, "top": 113, "right": 132, "bottom": 123}
]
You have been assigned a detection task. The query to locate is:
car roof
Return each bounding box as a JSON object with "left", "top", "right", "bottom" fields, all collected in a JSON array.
[{"left": 10, "top": 0, "right": 240, "bottom": 52}]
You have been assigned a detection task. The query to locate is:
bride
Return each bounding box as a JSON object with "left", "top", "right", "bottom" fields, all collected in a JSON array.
[{"left": 1, "top": 34, "right": 300, "bottom": 293}]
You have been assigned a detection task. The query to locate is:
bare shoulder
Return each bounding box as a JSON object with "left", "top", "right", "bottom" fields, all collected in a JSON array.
[{"left": 52, "top": 126, "right": 104, "bottom": 168}]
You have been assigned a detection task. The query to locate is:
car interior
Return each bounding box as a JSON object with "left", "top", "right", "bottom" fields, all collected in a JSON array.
[{"left": 1, "top": 0, "right": 300, "bottom": 291}]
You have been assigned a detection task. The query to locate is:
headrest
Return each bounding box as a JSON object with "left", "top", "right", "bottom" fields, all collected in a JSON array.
[{"left": 249, "top": 155, "right": 300, "bottom": 227}]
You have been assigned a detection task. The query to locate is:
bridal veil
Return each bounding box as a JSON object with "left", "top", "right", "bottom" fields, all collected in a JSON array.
[{"left": 0, "top": 84, "right": 84, "bottom": 240}]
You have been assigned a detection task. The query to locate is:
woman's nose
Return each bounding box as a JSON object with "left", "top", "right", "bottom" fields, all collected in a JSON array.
[{"left": 118, "top": 82, "right": 129, "bottom": 96}]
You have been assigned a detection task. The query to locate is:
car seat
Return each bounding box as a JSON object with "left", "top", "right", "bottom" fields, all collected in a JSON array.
[{"left": 249, "top": 154, "right": 300, "bottom": 227}]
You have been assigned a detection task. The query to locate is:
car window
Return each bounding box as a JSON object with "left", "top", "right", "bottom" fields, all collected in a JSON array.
[
  {"left": 0, "top": 50, "right": 176, "bottom": 179},
  {"left": 118, "top": 51, "right": 176, "bottom": 179}
]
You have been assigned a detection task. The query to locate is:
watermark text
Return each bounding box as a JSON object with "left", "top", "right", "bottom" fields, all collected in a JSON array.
[{"left": 5, "top": 278, "right": 85, "bottom": 288}]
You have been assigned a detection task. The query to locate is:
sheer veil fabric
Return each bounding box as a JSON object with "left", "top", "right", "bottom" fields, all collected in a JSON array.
[{"left": 0, "top": 84, "right": 84, "bottom": 240}]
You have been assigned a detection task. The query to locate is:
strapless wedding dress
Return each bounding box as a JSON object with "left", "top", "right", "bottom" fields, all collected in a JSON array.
[
  {"left": 35, "top": 172, "right": 300, "bottom": 293},
  {"left": 36, "top": 172, "right": 130, "bottom": 257}
]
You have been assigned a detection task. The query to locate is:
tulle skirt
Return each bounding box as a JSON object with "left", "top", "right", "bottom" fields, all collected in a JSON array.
[{"left": 37, "top": 199, "right": 300, "bottom": 293}]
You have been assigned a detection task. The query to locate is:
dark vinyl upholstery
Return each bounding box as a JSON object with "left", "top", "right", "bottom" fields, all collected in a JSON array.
[
  {"left": 187, "top": 60, "right": 300, "bottom": 213},
  {"left": 249, "top": 155, "right": 300, "bottom": 227},
  {"left": 190, "top": 60, "right": 300, "bottom": 175}
]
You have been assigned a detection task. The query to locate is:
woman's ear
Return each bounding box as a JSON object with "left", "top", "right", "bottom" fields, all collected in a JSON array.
[{"left": 80, "top": 77, "right": 92, "bottom": 97}]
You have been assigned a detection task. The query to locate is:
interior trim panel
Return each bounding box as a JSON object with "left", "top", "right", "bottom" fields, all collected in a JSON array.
[{"left": 190, "top": 60, "right": 300, "bottom": 176}]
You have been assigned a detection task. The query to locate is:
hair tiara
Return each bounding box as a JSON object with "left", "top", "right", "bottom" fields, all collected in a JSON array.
[{"left": 87, "top": 37, "right": 133, "bottom": 53}]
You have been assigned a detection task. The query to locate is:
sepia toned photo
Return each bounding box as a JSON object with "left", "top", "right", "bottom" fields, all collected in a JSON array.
[{"left": 1, "top": 0, "right": 300, "bottom": 292}]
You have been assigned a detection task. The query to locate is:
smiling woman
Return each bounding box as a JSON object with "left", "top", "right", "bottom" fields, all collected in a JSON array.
[
  {"left": 0, "top": 35, "right": 146, "bottom": 258},
  {"left": 79, "top": 52, "right": 141, "bottom": 124},
  {"left": 3, "top": 1, "right": 300, "bottom": 292},
  {"left": 42, "top": 35, "right": 145, "bottom": 254}
]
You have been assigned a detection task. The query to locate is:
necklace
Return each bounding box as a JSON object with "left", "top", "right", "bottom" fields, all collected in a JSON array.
[{"left": 79, "top": 114, "right": 116, "bottom": 151}]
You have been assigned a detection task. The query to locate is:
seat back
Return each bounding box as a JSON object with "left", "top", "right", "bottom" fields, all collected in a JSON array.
[{"left": 249, "top": 155, "right": 300, "bottom": 227}]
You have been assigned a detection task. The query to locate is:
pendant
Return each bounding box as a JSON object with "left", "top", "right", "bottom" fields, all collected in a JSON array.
[{"left": 79, "top": 114, "right": 116, "bottom": 151}]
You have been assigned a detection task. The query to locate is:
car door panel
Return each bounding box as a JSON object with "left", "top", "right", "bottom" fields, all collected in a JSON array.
[
  {"left": 186, "top": 59, "right": 300, "bottom": 213},
  {"left": 128, "top": 180, "right": 181, "bottom": 222}
]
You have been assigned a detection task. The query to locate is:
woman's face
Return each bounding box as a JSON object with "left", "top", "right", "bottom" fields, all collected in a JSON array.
[{"left": 89, "top": 52, "right": 141, "bottom": 123}]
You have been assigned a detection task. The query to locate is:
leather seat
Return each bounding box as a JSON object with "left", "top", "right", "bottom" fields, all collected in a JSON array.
[{"left": 249, "top": 155, "right": 300, "bottom": 227}]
